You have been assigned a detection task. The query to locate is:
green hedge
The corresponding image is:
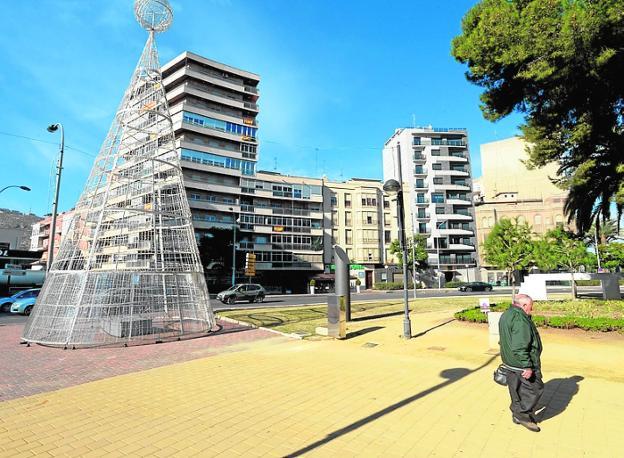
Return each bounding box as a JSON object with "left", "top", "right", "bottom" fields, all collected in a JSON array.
[
  {"left": 445, "top": 281, "right": 466, "bottom": 288},
  {"left": 373, "top": 281, "right": 422, "bottom": 290},
  {"left": 454, "top": 305, "right": 624, "bottom": 332},
  {"left": 575, "top": 279, "right": 624, "bottom": 286}
]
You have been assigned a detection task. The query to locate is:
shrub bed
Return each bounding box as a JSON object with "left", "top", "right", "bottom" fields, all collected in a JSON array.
[
  {"left": 454, "top": 299, "right": 624, "bottom": 332},
  {"left": 444, "top": 281, "right": 465, "bottom": 288},
  {"left": 373, "top": 282, "right": 422, "bottom": 290}
]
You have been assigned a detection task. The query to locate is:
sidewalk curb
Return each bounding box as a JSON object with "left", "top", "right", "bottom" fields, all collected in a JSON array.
[{"left": 217, "top": 315, "right": 305, "bottom": 340}]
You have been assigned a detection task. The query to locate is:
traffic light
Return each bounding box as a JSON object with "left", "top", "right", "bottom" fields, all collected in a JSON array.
[{"left": 244, "top": 253, "right": 256, "bottom": 277}]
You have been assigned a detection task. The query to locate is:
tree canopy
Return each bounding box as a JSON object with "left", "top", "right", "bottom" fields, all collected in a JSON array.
[
  {"left": 389, "top": 234, "right": 429, "bottom": 269},
  {"left": 482, "top": 218, "right": 534, "bottom": 295},
  {"left": 452, "top": 0, "right": 624, "bottom": 233}
]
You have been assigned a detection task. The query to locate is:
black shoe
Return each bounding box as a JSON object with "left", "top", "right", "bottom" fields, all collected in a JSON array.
[{"left": 513, "top": 416, "right": 540, "bottom": 432}]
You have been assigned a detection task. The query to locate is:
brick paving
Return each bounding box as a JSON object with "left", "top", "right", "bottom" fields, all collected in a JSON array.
[
  {"left": 0, "top": 320, "right": 277, "bottom": 401},
  {"left": 1, "top": 310, "right": 623, "bottom": 456}
]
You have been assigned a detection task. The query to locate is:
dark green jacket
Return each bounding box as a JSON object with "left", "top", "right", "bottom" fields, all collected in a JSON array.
[{"left": 498, "top": 306, "right": 542, "bottom": 369}]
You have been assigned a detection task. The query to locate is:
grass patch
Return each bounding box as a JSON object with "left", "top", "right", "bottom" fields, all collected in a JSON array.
[
  {"left": 219, "top": 295, "right": 503, "bottom": 337},
  {"left": 454, "top": 299, "right": 624, "bottom": 332}
]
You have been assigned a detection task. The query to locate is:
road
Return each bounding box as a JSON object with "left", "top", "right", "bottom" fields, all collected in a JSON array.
[{"left": 0, "top": 286, "right": 609, "bottom": 325}]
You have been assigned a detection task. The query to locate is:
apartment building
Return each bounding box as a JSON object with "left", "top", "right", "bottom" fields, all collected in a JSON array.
[
  {"left": 382, "top": 127, "right": 478, "bottom": 284},
  {"left": 323, "top": 178, "right": 399, "bottom": 287},
  {"left": 239, "top": 171, "right": 325, "bottom": 290},
  {"left": 474, "top": 137, "right": 571, "bottom": 283},
  {"left": 30, "top": 209, "right": 74, "bottom": 265}
]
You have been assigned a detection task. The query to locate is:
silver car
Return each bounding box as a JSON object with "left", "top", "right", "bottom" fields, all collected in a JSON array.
[{"left": 217, "top": 284, "right": 266, "bottom": 304}]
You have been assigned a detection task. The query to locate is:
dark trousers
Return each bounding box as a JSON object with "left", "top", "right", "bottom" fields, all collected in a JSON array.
[{"left": 506, "top": 368, "right": 544, "bottom": 422}]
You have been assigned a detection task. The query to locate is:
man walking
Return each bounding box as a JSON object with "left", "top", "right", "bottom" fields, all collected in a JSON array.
[{"left": 498, "top": 294, "right": 544, "bottom": 432}]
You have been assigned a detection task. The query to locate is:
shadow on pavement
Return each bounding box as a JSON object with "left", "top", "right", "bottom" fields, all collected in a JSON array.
[
  {"left": 346, "top": 326, "right": 384, "bottom": 339},
  {"left": 286, "top": 354, "right": 499, "bottom": 457},
  {"left": 412, "top": 319, "right": 456, "bottom": 338},
  {"left": 538, "top": 375, "right": 584, "bottom": 423},
  {"left": 350, "top": 309, "right": 403, "bottom": 322}
]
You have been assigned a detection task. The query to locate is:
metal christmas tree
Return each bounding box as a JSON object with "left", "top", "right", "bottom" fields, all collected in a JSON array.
[{"left": 23, "top": 0, "right": 215, "bottom": 348}]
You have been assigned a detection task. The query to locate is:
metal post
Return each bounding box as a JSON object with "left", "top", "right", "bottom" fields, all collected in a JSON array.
[
  {"left": 46, "top": 123, "right": 64, "bottom": 271},
  {"left": 395, "top": 144, "right": 411, "bottom": 338},
  {"left": 595, "top": 214, "right": 602, "bottom": 271},
  {"left": 435, "top": 221, "right": 445, "bottom": 289},
  {"left": 231, "top": 222, "right": 237, "bottom": 286},
  {"left": 334, "top": 245, "right": 351, "bottom": 321},
  {"left": 410, "top": 212, "right": 417, "bottom": 299}
]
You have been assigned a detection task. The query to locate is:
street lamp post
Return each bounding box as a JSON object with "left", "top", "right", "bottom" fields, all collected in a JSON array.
[
  {"left": 383, "top": 177, "right": 411, "bottom": 339},
  {"left": 0, "top": 185, "right": 31, "bottom": 195},
  {"left": 229, "top": 207, "right": 239, "bottom": 287},
  {"left": 435, "top": 221, "right": 446, "bottom": 289},
  {"left": 410, "top": 212, "right": 417, "bottom": 299},
  {"left": 46, "top": 123, "right": 64, "bottom": 271}
]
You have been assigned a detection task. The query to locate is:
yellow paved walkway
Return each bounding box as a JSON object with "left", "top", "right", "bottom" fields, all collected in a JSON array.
[{"left": 1, "top": 309, "right": 623, "bottom": 457}]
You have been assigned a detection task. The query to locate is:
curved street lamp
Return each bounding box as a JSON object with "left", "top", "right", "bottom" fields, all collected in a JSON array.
[
  {"left": 0, "top": 185, "right": 31, "bottom": 195},
  {"left": 46, "top": 123, "right": 65, "bottom": 271}
]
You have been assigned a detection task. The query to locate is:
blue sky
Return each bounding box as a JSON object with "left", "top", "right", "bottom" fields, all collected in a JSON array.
[{"left": 0, "top": 0, "right": 522, "bottom": 216}]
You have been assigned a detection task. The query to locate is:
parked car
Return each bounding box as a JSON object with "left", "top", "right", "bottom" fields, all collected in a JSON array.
[
  {"left": 217, "top": 284, "right": 266, "bottom": 304},
  {"left": 10, "top": 294, "right": 39, "bottom": 315},
  {"left": 458, "top": 282, "right": 493, "bottom": 292},
  {"left": 0, "top": 289, "right": 40, "bottom": 313}
]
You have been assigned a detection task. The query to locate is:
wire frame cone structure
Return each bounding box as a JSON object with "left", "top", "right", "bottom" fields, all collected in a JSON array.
[{"left": 23, "top": 0, "right": 216, "bottom": 348}]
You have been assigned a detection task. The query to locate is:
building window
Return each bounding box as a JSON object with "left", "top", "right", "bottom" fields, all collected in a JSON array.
[
  {"left": 345, "top": 230, "right": 352, "bottom": 245},
  {"left": 416, "top": 193, "right": 427, "bottom": 203},
  {"left": 415, "top": 179, "right": 425, "bottom": 188},
  {"left": 384, "top": 213, "right": 390, "bottom": 226},
  {"left": 418, "top": 223, "right": 427, "bottom": 233},
  {"left": 415, "top": 165, "right": 424, "bottom": 174},
  {"left": 534, "top": 215, "right": 542, "bottom": 225},
  {"left": 384, "top": 230, "right": 391, "bottom": 243},
  {"left": 435, "top": 207, "right": 445, "bottom": 214},
  {"left": 332, "top": 229, "right": 339, "bottom": 245},
  {"left": 344, "top": 194, "right": 351, "bottom": 208},
  {"left": 383, "top": 198, "right": 390, "bottom": 209},
  {"left": 345, "top": 212, "right": 352, "bottom": 226},
  {"left": 330, "top": 193, "right": 337, "bottom": 206},
  {"left": 331, "top": 211, "right": 338, "bottom": 225},
  {"left": 361, "top": 196, "right": 377, "bottom": 206},
  {"left": 432, "top": 193, "right": 444, "bottom": 203},
  {"left": 433, "top": 177, "right": 443, "bottom": 185},
  {"left": 417, "top": 208, "right": 426, "bottom": 218},
  {"left": 432, "top": 163, "right": 442, "bottom": 170}
]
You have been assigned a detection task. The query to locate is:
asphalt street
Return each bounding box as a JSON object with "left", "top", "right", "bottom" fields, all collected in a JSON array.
[{"left": 0, "top": 286, "right": 609, "bottom": 325}]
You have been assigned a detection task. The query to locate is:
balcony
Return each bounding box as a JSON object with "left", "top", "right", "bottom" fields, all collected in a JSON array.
[
  {"left": 413, "top": 153, "right": 426, "bottom": 161},
  {"left": 414, "top": 167, "right": 428, "bottom": 176},
  {"left": 415, "top": 199, "right": 430, "bottom": 205},
  {"left": 414, "top": 183, "right": 428, "bottom": 190},
  {"left": 431, "top": 139, "right": 467, "bottom": 147}
]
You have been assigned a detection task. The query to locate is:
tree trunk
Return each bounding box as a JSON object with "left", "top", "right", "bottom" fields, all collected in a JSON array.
[
  {"left": 570, "top": 271, "right": 577, "bottom": 300},
  {"left": 510, "top": 270, "right": 516, "bottom": 300}
]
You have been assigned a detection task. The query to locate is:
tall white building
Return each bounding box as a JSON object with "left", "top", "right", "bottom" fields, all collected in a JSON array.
[{"left": 382, "top": 127, "right": 478, "bottom": 283}]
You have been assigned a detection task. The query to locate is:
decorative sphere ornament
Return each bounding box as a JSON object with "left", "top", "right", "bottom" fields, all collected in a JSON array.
[{"left": 134, "top": 0, "right": 173, "bottom": 33}]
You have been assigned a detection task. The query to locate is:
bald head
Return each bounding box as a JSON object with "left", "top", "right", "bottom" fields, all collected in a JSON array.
[{"left": 513, "top": 294, "right": 534, "bottom": 315}]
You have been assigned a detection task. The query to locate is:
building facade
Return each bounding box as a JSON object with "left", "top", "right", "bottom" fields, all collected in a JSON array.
[
  {"left": 474, "top": 137, "right": 570, "bottom": 283},
  {"left": 382, "top": 127, "right": 478, "bottom": 284},
  {"left": 323, "top": 178, "right": 399, "bottom": 288},
  {"left": 29, "top": 209, "right": 74, "bottom": 265}
]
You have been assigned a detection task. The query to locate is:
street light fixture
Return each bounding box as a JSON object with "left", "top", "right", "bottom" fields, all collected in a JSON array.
[
  {"left": 383, "top": 177, "right": 411, "bottom": 339},
  {"left": 0, "top": 185, "right": 31, "bottom": 195},
  {"left": 46, "top": 123, "right": 65, "bottom": 271}
]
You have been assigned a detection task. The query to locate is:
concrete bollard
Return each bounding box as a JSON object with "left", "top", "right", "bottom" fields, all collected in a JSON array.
[{"left": 487, "top": 311, "right": 502, "bottom": 349}]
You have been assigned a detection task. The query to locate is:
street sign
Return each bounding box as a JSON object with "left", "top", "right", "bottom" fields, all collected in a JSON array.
[
  {"left": 0, "top": 242, "right": 9, "bottom": 257},
  {"left": 244, "top": 253, "right": 256, "bottom": 277},
  {"left": 479, "top": 297, "right": 490, "bottom": 313}
]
